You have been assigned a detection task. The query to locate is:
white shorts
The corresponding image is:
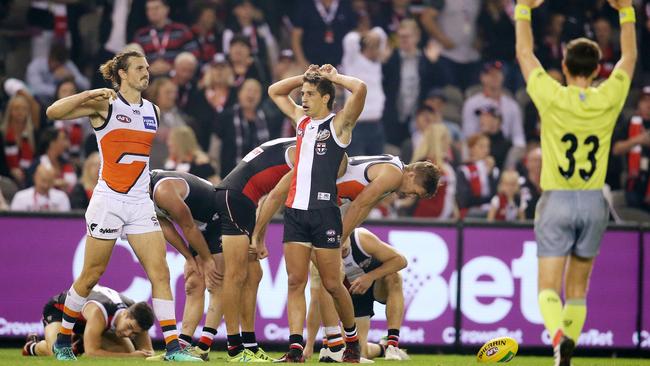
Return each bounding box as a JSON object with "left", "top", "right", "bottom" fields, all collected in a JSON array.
[{"left": 85, "top": 194, "right": 161, "bottom": 240}]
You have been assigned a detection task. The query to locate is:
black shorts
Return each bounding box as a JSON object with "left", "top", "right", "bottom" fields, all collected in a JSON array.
[
  {"left": 215, "top": 189, "right": 256, "bottom": 238},
  {"left": 42, "top": 295, "right": 85, "bottom": 334},
  {"left": 352, "top": 282, "right": 385, "bottom": 318},
  {"left": 190, "top": 223, "right": 223, "bottom": 257},
  {"left": 283, "top": 207, "right": 342, "bottom": 249}
]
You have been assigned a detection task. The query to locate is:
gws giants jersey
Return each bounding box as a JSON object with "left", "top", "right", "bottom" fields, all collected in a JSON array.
[
  {"left": 286, "top": 114, "right": 348, "bottom": 210},
  {"left": 93, "top": 93, "right": 158, "bottom": 202},
  {"left": 218, "top": 137, "right": 296, "bottom": 205},
  {"left": 150, "top": 170, "right": 219, "bottom": 230},
  {"left": 342, "top": 228, "right": 382, "bottom": 283},
  {"left": 337, "top": 154, "right": 404, "bottom": 204}
]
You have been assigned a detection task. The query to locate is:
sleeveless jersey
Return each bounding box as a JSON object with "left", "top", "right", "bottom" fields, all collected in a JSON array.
[
  {"left": 337, "top": 154, "right": 404, "bottom": 204},
  {"left": 342, "top": 228, "right": 383, "bottom": 282},
  {"left": 286, "top": 114, "right": 348, "bottom": 210},
  {"left": 218, "top": 137, "right": 296, "bottom": 205},
  {"left": 53, "top": 285, "right": 133, "bottom": 332},
  {"left": 93, "top": 93, "right": 158, "bottom": 202},
  {"left": 150, "top": 170, "right": 220, "bottom": 230}
]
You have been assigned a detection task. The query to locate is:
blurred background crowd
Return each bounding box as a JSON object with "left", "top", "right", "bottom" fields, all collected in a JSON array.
[{"left": 0, "top": 0, "right": 649, "bottom": 223}]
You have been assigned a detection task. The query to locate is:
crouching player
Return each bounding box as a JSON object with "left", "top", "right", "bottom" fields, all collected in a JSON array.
[{"left": 23, "top": 285, "right": 154, "bottom": 358}]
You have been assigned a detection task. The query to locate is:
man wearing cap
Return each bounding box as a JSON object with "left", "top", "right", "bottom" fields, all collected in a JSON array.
[
  {"left": 612, "top": 85, "right": 650, "bottom": 212},
  {"left": 462, "top": 61, "right": 525, "bottom": 168}
]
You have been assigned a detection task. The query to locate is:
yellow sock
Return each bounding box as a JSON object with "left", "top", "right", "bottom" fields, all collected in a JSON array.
[
  {"left": 538, "top": 289, "right": 563, "bottom": 338},
  {"left": 562, "top": 299, "right": 586, "bottom": 342}
]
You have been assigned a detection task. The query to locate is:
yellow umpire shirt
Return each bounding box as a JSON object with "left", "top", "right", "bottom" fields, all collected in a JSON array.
[{"left": 527, "top": 67, "right": 631, "bottom": 190}]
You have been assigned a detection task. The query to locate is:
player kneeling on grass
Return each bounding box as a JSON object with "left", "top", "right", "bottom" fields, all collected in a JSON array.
[
  {"left": 23, "top": 285, "right": 154, "bottom": 358},
  {"left": 316, "top": 227, "right": 408, "bottom": 361}
]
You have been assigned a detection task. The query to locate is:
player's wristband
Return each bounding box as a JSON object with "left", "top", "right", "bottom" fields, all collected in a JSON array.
[
  {"left": 619, "top": 6, "right": 636, "bottom": 24},
  {"left": 514, "top": 4, "right": 532, "bottom": 22}
]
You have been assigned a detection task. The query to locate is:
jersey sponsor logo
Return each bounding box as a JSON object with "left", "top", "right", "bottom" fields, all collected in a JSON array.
[
  {"left": 90, "top": 223, "right": 98, "bottom": 232},
  {"left": 316, "top": 142, "right": 327, "bottom": 155},
  {"left": 316, "top": 129, "right": 331, "bottom": 141},
  {"left": 143, "top": 116, "right": 157, "bottom": 130},
  {"left": 99, "top": 227, "right": 119, "bottom": 234},
  {"left": 116, "top": 114, "right": 132, "bottom": 123},
  {"left": 326, "top": 229, "right": 336, "bottom": 236},
  {"left": 317, "top": 192, "right": 331, "bottom": 200},
  {"left": 242, "top": 147, "right": 264, "bottom": 162}
]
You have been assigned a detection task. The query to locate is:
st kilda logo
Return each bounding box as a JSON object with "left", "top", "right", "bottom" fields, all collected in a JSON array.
[{"left": 116, "top": 114, "right": 132, "bottom": 123}]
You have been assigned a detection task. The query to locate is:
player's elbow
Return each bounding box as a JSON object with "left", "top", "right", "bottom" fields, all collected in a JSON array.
[
  {"left": 46, "top": 105, "right": 60, "bottom": 120},
  {"left": 356, "top": 81, "right": 367, "bottom": 97}
]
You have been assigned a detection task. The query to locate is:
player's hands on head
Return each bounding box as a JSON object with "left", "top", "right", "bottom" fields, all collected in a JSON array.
[
  {"left": 607, "top": 0, "right": 633, "bottom": 10},
  {"left": 319, "top": 64, "right": 338, "bottom": 80},
  {"left": 87, "top": 88, "right": 117, "bottom": 102},
  {"left": 304, "top": 64, "right": 320, "bottom": 78},
  {"left": 517, "top": 0, "right": 544, "bottom": 8}
]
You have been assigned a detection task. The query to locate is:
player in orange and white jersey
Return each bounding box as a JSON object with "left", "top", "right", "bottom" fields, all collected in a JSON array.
[{"left": 45, "top": 50, "right": 202, "bottom": 362}]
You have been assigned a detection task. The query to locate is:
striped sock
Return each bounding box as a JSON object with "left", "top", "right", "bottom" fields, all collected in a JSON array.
[
  {"left": 344, "top": 324, "right": 359, "bottom": 344},
  {"left": 197, "top": 327, "right": 217, "bottom": 351},
  {"left": 56, "top": 286, "right": 86, "bottom": 347},
  {"left": 289, "top": 334, "right": 304, "bottom": 354},
  {"left": 178, "top": 333, "right": 192, "bottom": 349},
  {"left": 325, "top": 326, "right": 344, "bottom": 352},
  {"left": 152, "top": 298, "right": 180, "bottom": 353},
  {"left": 23, "top": 341, "right": 37, "bottom": 356},
  {"left": 227, "top": 334, "right": 244, "bottom": 357},
  {"left": 387, "top": 329, "right": 400, "bottom": 348},
  {"left": 242, "top": 331, "right": 259, "bottom": 353},
  {"left": 321, "top": 337, "right": 328, "bottom": 349}
]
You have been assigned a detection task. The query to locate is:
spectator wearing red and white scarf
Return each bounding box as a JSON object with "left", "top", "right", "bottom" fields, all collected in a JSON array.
[
  {"left": 0, "top": 94, "right": 38, "bottom": 187},
  {"left": 456, "top": 133, "right": 499, "bottom": 218}
]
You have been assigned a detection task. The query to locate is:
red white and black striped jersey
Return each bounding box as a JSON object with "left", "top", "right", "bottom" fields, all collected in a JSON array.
[
  {"left": 218, "top": 137, "right": 296, "bottom": 205},
  {"left": 336, "top": 154, "right": 404, "bottom": 204},
  {"left": 286, "top": 113, "right": 348, "bottom": 210}
]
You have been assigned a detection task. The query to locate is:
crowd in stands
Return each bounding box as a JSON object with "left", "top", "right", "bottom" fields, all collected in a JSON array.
[{"left": 0, "top": 0, "right": 649, "bottom": 223}]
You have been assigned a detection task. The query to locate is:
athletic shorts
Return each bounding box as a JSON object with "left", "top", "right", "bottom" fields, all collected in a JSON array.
[
  {"left": 85, "top": 194, "right": 161, "bottom": 240},
  {"left": 42, "top": 294, "right": 85, "bottom": 334},
  {"left": 215, "top": 189, "right": 256, "bottom": 238},
  {"left": 190, "top": 222, "right": 223, "bottom": 257},
  {"left": 283, "top": 207, "right": 342, "bottom": 249},
  {"left": 534, "top": 190, "right": 609, "bottom": 258},
  {"left": 351, "top": 282, "right": 385, "bottom": 318}
]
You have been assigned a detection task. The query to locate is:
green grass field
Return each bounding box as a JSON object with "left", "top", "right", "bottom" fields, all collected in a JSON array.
[{"left": 3, "top": 349, "right": 650, "bottom": 365}]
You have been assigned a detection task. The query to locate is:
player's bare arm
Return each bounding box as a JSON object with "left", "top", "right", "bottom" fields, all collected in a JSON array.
[
  {"left": 341, "top": 164, "right": 403, "bottom": 244},
  {"left": 46, "top": 88, "right": 116, "bottom": 126},
  {"left": 347, "top": 230, "right": 407, "bottom": 295},
  {"left": 158, "top": 217, "right": 195, "bottom": 262},
  {"left": 132, "top": 330, "right": 153, "bottom": 353},
  {"left": 609, "top": 0, "right": 637, "bottom": 77},
  {"left": 515, "top": 0, "right": 545, "bottom": 82},
  {"left": 268, "top": 67, "right": 319, "bottom": 125},
  {"left": 252, "top": 170, "right": 293, "bottom": 254},
  {"left": 81, "top": 304, "right": 146, "bottom": 358},
  {"left": 321, "top": 65, "right": 367, "bottom": 143}
]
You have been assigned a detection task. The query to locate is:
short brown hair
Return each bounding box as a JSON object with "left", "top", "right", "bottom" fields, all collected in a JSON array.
[
  {"left": 564, "top": 38, "right": 601, "bottom": 78},
  {"left": 409, "top": 161, "right": 442, "bottom": 198},
  {"left": 99, "top": 51, "right": 145, "bottom": 89},
  {"left": 128, "top": 302, "right": 155, "bottom": 331},
  {"left": 303, "top": 72, "right": 335, "bottom": 110}
]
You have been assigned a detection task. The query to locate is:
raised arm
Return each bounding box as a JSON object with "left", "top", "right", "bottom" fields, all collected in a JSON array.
[
  {"left": 515, "top": 0, "right": 544, "bottom": 82},
  {"left": 46, "top": 88, "right": 115, "bottom": 122},
  {"left": 609, "top": 0, "right": 637, "bottom": 78},
  {"left": 320, "top": 65, "right": 367, "bottom": 133},
  {"left": 268, "top": 75, "right": 305, "bottom": 126}
]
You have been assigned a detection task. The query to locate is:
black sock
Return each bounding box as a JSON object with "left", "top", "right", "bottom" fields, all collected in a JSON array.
[
  {"left": 197, "top": 327, "right": 217, "bottom": 351},
  {"left": 289, "top": 334, "right": 303, "bottom": 354},
  {"left": 55, "top": 334, "right": 72, "bottom": 348},
  {"left": 242, "top": 331, "right": 259, "bottom": 353},
  {"left": 387, "top": 329, "right": 400, "bottom": 347},
  {"left": 227, "top": 334, "right": 243, "bottom": 357},
  {"left": 179, "top": 333, "right": 193, "bottom": 348}
]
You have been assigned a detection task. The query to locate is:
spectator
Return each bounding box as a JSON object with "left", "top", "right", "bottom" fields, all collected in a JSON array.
[
  {"left": 536, "top": 13, "right": 565, "bottom": 70},
  {"left": 165, "top": 125, "right": 219, "bottom": 184},
  {"left": 171, "top": 52, "right": 199, "bottom": 111},
  {"left": 27, "top": 1, "right": 71, "bottom": 59},
  {"left": 69, "top": 152, "right": 100, "bottom": 210},
  {"left": 462, "top": 61, "right": 525, "bottom": 168},
  {"left": 190, "top": 2, "right": 221, "bottom": 65},
  {"left": 50, "top": 79, "right": 91, "bottom": 163},
  {"left": 421, "top": 88, "right": 464, "bottom": 146},
  {"left": 26, "top": 42, "right": 90, "bottom": 106},
  {"left": 592, "top": 17, "right": 620, "bottom": 79},
  {"left": 147, "top": 77, "right": 188, "bottom": 169},
  {"left": 476, "top": 104, "right": 512, "bottom": 170},
  {"left": 456, "top": 133, "right": 499, "bottom": 218},
  {"left": 291, "top": 0, "right": 357, "bottom": 66},
  {"left": 520, "top": 147, "right": 542, "bottom": 219},
  {"left": 429, "top": 0, "right": 482, "bottom": 90},
  {"left": 376, "top": 0, "right": 420, "bottom": 45},
  {"left": 612, "top": 86, "right": 650, "bottom": 212},
  {"left": 383, "top": 19, "right": 440, "bottom": 148},
  {"left": 26, "top": 128, "right": 76, "bottom": 192},
  {"left": 487, "top": 170, "right": 526, "bottom": 222},
  {"left": 397, "top": 123, "right": 457, "bottom": 219},
  {"left": 10, "top": 165, "right": 70, "bottom": 212},
  {"left": 228, "top": 35, "right": 269, "bottom": 88},
  {"left": 402, "top": 106, "right": 461, "bottom": 166},
  {"left": 216, "top": 78, "right": 269, "bottom": 177},
  {"left": 641, "top": 0, "right": 650, "bottom": 78},
  {"left": 223, "top": 0, "right": 278, "bottom": 75},
  {"left": 133, "top": 0, "right": 199, "bottom": 77},
  {"left": 0, "top": 94, "right": 38, "bottom": 186},
  {"left": 273, "top": 49, "right": 303, "bottom": 83},
  {"left": 342, "top": 26, "right": 388, "bottom": 155},
  {"left": 0, "top": 190, "right": 7, "bottom": 210}
]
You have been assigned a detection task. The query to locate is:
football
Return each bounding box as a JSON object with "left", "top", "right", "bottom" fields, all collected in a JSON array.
[{"left": 476, "top": 337, "right": 519, "bottom": 363}]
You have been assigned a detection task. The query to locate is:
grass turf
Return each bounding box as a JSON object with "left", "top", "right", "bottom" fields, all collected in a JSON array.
[{"left": 3, "top": 349, "right": 650, "bottom": 365}]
